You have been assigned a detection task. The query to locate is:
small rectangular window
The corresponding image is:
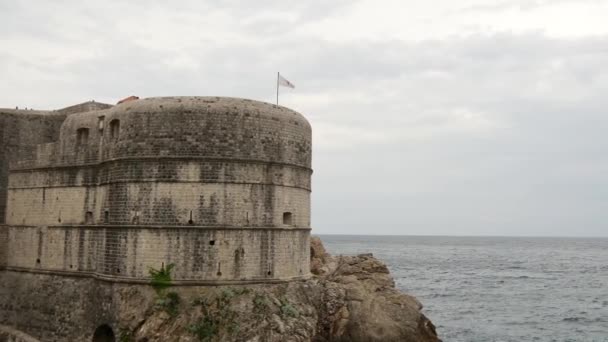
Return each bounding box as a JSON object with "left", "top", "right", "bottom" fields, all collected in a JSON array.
[
  {"left": 77, "top": 128, "right": 89, "bottom": 146},
  {"left": 109, "top": 119, "right": 120, "bottom": 140},
  {"left": 85, "top": 211, "right": 93, "bottom": 224},
  {"left": 283, "top": 212, "right": 293, "bottom": 226}
]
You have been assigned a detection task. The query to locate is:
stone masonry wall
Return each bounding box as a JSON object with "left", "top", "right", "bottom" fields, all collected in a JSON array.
[
  {"left": 0, "top": 110, "right": 66, "bottom": 224},
  {"left": 3, "top": 97, "right": 313, "bottom": 283},
  {"left": 2, "top": 225, "right": 310, "bottom": 282},
  {"left": 56, "top": 101, "right": 112, "bottom": 115},
  {"left": 0, "top": 271, "right": 115, "bottom": 342},
  {"left": 8, "top": 161, "right": 311, "bottom": 227},
  {"left": 0, "top": 97, "right": 314, "bottom": 340},
  {"left": 7, "top": 97, "right": 312, "bottom": 229}
]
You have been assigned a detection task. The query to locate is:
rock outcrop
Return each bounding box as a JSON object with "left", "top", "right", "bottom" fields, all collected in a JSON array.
[{"left": 111, "top": 237, "right": 440, "bottom": 342}]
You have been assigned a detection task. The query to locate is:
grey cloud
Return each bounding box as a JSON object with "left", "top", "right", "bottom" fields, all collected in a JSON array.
[
  {"left": 457, "top": 0, "right": 606, "bottom": 13},
  {"left": 1, "top": 1, "right": 606, "bottom": 236}
]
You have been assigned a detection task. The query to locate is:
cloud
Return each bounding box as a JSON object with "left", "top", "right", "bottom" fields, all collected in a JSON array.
[{"left": 1, "top": 0, "right": 607, "bottom": 236}]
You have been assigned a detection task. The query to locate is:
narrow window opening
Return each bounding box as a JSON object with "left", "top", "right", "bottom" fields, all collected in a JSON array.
[
  {"left": 36, "top": 258, "right": 40, "bottom": 264},
  {"left": 209, "top": 240, "right": 215, "bottom": 246},
  {"left": 283, "top": 212, "right": 293, "bottom": 226},
  {"left": 109, "top": 119, "right": 120, "bottom": 140},
  {"left": 85, "top": 211, "right": 93, "bottom": 224},
  {"left": 104, "top": 210, "right": 109, "bottom": 223},
  {"left": 188, "top": 210, "right": 194, "bottom": 225},
  {"left": 77, "top": 128, "right": 89, "bottom": 146},
  {"left": 98, "top": 116, "right": 105, "bottom": 131}
]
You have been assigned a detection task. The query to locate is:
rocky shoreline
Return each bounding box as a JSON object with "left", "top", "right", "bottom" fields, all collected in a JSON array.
[
  {"left": 0, "top": 237, "right": 440, "bottom": 342},
  {"left": 110, "top": 237, "right": 440, "bottom": 341}
]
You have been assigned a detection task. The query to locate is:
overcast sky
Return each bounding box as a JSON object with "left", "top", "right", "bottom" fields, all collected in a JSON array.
[{"left": 1, "top": 0, "right": 607, "bottom": 236}]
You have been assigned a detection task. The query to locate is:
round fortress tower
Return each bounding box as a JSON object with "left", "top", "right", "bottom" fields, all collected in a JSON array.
[
  {"left": 62, "top": 96, "right": 312, "bottom": 228},
  {"left": 5, "top": 97, "right": 312, "bottom": 283}
]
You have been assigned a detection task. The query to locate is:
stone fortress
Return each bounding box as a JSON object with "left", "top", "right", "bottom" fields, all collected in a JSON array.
[{"left": 0, "top": 96, "right": 313, "bottom": 340}]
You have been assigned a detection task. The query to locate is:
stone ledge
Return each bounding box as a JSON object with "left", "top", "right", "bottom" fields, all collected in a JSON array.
[
  {"left": 1, "top": 224, "right": 312, "bottom": 231},
  {"left": 9, "top": 156, "right": 314, "bottom": 173},
  {"left": 7, "top": 180, "right": 312, "bottom": 191},
  {"left": 2, "top": 267, "right": 311, "bottom": 285}
]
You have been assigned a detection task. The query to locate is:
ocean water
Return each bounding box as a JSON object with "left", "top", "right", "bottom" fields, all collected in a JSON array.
[{"left": 319, "top": 235, "right": 608, "bottom": 342}]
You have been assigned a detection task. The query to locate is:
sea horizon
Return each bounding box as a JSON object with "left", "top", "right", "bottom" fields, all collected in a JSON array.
[
  {"left": 321, "top": 234, "right": 608, "bottom": 341},
  {"left": 315, "top": 233, "right": 608, "bottom": 239}
]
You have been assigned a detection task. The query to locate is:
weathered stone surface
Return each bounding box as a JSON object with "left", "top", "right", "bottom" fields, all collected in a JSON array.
[
  {"left": 310, "top": 236, "right": 332, "bottom": 276},
  {"left": 315, "top": 252, "right": 438, "bottom": 342},
  {"left": 0, "top": 238, "right": 439, "bottom": 342},
  {"left": 0, "top": 109, "right": 66, "bottom": 224},
  {"left": 1, "top": 97, "right": 313, "bottom": 284},
  {"left": 0, "top": 324, "right": 41, "bottom": 342},
  {"left": 0, "top": 98, "right": 439, "bottom": 341}
]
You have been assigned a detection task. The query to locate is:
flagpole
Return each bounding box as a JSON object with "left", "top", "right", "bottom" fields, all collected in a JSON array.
[{"left": 276, "top": 72, "right": 279, "bottom": 106}]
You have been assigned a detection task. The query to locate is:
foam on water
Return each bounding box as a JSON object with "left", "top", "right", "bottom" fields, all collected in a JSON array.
[{"left": 320, "top": 235, "right": 608, "bottom": 342}]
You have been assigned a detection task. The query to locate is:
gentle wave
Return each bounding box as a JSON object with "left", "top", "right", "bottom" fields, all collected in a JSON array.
[{"left": 321, "top": 235, "right": 608, "bottom": 342}]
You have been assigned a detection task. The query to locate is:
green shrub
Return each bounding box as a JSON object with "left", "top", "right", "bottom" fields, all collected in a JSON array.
[
  {"left": 189, "top": 316, "right": 218, "bottom": 342},
  {"left": 280, "top": 301, "right": 299, "bottom": 318},
  {"left": 149, "top": 263, "right": 175, "bottom": 292},
  {"left": 155, "top": 291, "right": 181, "bottom": 317},
  {"left": 119, "top": 331, "right": 133, "bottom": 342},
  {"left": 252, "top": 293, "right": 273, "bottom": 320}
]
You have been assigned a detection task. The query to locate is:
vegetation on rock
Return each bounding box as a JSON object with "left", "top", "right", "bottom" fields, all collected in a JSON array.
[
  {"left": 149, "top": 263, "right": 175, "bottom": 292},
  {"left": 114, "top": 238, "right": 440, "bottom": 342}
]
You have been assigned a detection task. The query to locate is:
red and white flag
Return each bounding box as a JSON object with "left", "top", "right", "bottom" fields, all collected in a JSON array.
[{"left": 278, "top": 74, "right": 295, "bottom": 89}]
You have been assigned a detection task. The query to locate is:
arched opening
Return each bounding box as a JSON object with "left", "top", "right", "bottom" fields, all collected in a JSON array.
[
  {"left": 92, "top": 324, "right": 115, "bottom": 342},
  {"left": 109, "top": 119, "right": 120, "bottom": 140}
]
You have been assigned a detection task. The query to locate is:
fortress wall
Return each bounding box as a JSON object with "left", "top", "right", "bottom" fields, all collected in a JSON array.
[
  {"left": 94, "top": 98, "right": 312, "bottom": 168},
  {"left": 56, "top": 109, "right": 106, "bottom": 166},
  {"left": 6, "top": 187, "right": 89, "bottom": 226},
  {"left": 0, "top": 324, "right": 42, "bottom": 342},
  {"left": 0, "top": 111, "right": 66, "bottom": 224},
  {"left": 0, "top": 228, "right": 6, "bottom": 268},
  {"left": 10, "top": 160, "right": 311, "bottom": 190},
  {"left": 3, "top": 225, "right": 310, "bottom": 282},
  {"left": 56, "top": 101, "right": 112, "bottom": 115},
  {"left": 8, "top": 158, "right": 311, "bottom": 227},
  {"left": 7, "top": 183, "right": 310, "bottom": 227},
  {"left": 0, "top": 271, "right": 115, "bottom": 342},
  {"left": 105, "top": 183, "right": 311, "bottom": 227}
]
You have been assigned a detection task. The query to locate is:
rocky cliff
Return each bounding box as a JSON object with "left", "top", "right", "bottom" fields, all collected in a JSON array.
[{"left": 109, "top": 237, "right": 440, "bottom": 342}]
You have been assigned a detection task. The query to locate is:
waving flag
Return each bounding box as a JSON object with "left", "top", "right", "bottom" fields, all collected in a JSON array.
[
  {"left": 276, "top": 72, "right": 295, "bottom": 105},
  {"left": 278, "top": 74, "right": 295, "bottom": 88}
]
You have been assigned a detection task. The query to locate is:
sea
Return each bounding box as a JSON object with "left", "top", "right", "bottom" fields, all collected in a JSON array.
[{"left": 319, "top": 235, "right": 608, "bottom": 342}]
